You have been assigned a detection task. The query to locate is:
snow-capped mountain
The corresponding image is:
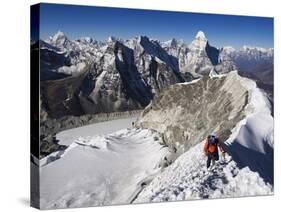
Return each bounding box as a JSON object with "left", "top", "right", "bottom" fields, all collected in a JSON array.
[
  {"left": 42, "top": 30, "right": 231, "bottom": 79},
  {"left": 161, "top": 31, "right": 236, "bottom": 77},
  {"left": 46, "top": 31, "right": 104, "bottom": 67},
  {"left": 78, "top": 36, "right": 186, "bottom": 114},
  {"left": 47, "top": 31, "right": 71, "bottom": 50},
  {"left": 39, "top": 30, "right": 273, "bottom": 118},
  {"left": 220, "top": 45, "right": 273, "bottom": 85},
  {"left": 183, "top": 31, "right": 214, "bottom": 75},
  {"left": 79, "top": 40, "right": 154, "bottom": 114},
  {"left": 161, "top": 38, "right": 191, "bottom": 78}
]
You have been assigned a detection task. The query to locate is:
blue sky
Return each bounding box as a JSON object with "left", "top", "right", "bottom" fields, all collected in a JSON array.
[{"left": 39, "top": 3, "right": 273, "bottom": 48}]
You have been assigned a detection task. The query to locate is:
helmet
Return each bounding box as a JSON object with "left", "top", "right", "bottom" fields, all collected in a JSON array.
[{"left": 210, "top": 132, "right": 217, "bottom": 138}]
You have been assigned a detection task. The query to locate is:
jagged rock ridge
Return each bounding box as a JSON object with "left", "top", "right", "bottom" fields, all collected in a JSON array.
[{"left": 136, "top": 72, "right": 250, "bottom": 156}]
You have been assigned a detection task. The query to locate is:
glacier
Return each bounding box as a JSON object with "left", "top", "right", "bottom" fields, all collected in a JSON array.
[{"left": 39, "top": 119, "right": 171, "bottom": 209}]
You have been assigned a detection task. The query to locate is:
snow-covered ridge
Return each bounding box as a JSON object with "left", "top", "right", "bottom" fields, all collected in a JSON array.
[
  {"left": 134, "top": 144, "right": 272, "bottom": 203},
  {"left": 220, "top": 45, "right": 273, "bottom": 67},
  {"left": 134, "top": 72, "right": 273, "bottom": 202}
]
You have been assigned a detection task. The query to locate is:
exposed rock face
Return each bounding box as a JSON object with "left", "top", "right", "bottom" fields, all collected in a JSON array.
[
  {"left": 78, "top": 39, "right": 184, "bottom": 114},
  {"left": 135, "top": 72, "right": 250, "bottom": 155},
  {"left": 125, "top": 36, "right": 183, "bottom": 93}
]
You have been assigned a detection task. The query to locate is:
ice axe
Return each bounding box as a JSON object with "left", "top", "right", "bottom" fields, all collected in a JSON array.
[{"left": 221, "top": 151, "right": 226, "bottom": 163}]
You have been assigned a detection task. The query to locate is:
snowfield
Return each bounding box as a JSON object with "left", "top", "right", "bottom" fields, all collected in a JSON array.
[
  {"left": 39, "top": 73, "right": 273, "bottom": 209},
  {"left": 56, "top": 117, "right": 137, "bottom": 146},
  {"left": 40, "top": 128, "right": 170, "bottom": 209}
]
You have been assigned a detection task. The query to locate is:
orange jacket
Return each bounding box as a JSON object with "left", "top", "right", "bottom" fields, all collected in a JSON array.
[{"left": 203, "top": 137, "right": 225, "bottom": 154}]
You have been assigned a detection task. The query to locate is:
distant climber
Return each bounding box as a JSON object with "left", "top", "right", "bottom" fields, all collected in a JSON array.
[{"left": 203, "top": 134, "right": 225, "bottom": 169}]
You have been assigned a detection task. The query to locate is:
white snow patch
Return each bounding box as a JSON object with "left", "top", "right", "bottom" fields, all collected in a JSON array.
[
  {"left": 56, "top": 117, "right": 136, "bottom": 146},
  {"left": 209, "top": 68, "right": 231, "bottom": 78},
  {"left": 178, "top": 78, "right": 200, "bottom": 85},
  {"left": 39, "top": 128, "right": 170, "bottom": 209},
  {"left": 134, "top": 142, "right": 272, "bottom": 203},
  {"left": 57, "top": 62, "right": 86, "bottom": 75}
]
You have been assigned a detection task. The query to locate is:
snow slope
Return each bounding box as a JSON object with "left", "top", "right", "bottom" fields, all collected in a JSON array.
[
  {"left": 56, "top": 117, "right": 137, "bottom": 146},
  {"left": 39, "top": 128, "right": 170, "bottom": 209},
  {"left": 134, "top": 73, "right": 273, "bottom": 203},
  {"left": 134, "top": 144, "right": 272, "bottom": 203}
]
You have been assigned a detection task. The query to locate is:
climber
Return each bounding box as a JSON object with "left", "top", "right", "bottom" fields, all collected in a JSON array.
[{"left": 203, "top": 134, "right": 225, "bottom": 169}]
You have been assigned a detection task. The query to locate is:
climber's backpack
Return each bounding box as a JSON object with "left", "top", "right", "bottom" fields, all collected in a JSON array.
[{"left": 207, "top": 136, "right": 217, "bottom": 153}]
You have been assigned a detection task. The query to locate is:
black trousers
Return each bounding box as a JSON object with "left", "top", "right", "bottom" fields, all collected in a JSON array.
[{"left": 207, "top": 151, "right": 219, "bottom": 168}]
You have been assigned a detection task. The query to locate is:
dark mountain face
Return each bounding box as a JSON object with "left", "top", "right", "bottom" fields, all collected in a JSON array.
[
  {"left": 139, "top": 36, "right": 179, "bottom": 72},
  {"left": 40, "top": 66, "right": 89, "bottom": 118},
  {"left": 32, "top": 41, "right": 67, "bottom": 81},
  {"left": 39, "top": 41, "right": 71, "bottom": 81},
  {"left": 206, "top": 42, "right": 220, "bottom": 65}
]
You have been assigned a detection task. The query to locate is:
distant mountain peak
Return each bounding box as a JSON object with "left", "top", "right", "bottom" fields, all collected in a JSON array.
[
  {"left": 223, "top": 46, "right": 236, "bottom": 53},
  {"left": 195, "top": 31, "right": 207, "bottom": 40},
  {"left": 224, "top": 46, "right": 235, "bottom": 50},
  {"left": 47, "top": 30, "right": 70, "bottom": 49},
  {"left": 77, "top": 37, "right": 93, "bottom": 43},
  {"left": 189, "top": 31, "right": 208, "bottom": 51},
  {"left": 52, "top": 30, "right": 67, "bottom": 40},
  {"left": 138, "top": 35, "right": 150, "bottom": 43},
  {"left": 55, "top": 30, "right": 65, "bottom": 36},
  {"left": 107, "top": 36, "right": 117, "bottom": 43},
  {"left": 164, "top": 38, "right": 178, "bottom": 47}
]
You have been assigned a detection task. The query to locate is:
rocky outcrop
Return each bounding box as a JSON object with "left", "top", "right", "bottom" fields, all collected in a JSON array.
[{"left": 135, "top": 72, "right": 250, "bottom": 155}]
